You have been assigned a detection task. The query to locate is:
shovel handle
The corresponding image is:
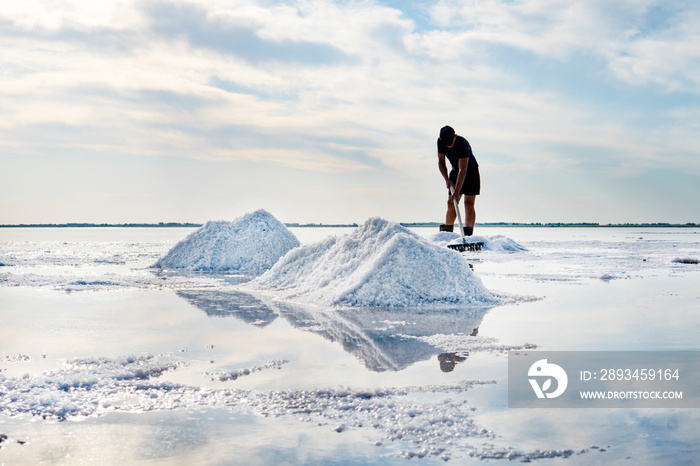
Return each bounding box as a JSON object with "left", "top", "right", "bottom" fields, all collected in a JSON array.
[{"left": 450, "top": 187, "right": 466, "bottom": 241}]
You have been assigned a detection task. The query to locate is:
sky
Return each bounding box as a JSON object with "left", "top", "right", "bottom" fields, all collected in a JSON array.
[{"left": 1, "top": 0, "right": 699, "bottom": 225}]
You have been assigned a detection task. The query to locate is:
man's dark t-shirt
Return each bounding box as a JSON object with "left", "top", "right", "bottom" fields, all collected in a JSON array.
[
  {"left": 437, "top": 135, "right": 481, "bottom": 196},
  {"left": 437, "top": 136, "right": 478, "bottom": 171}
]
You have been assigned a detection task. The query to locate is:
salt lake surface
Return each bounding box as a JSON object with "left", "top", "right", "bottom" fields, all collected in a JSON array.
[{"left": 1, "top": 226, "right": 699, "bottom": 465}]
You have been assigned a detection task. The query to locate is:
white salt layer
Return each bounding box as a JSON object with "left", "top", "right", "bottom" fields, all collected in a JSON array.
[
  {"left": 430, "top": 232, "right": 527, "bottom": 252},
  {"left": 243, "top": 218, "right": 496, "bottom": 308},
  {"left": 155, "top": 210, "right": 299, "bottom": 272}
]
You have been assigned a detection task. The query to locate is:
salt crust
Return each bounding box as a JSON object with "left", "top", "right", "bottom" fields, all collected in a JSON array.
[
  {"left": 0, "top": 354, "right": 573, "bottom": 461},
  {"left": 2, "top": 215, "right": 696, "bottom": 292},
  {"left": 430, "top": 231, "right": 527, "bottom": 252}
]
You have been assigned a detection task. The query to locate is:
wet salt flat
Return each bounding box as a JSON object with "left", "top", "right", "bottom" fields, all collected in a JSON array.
[{"left": 1, "top": 225, "right": 699, "bottom": 464}]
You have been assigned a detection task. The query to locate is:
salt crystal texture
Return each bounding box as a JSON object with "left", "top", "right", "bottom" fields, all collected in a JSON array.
[
  {"left": 430, "top": 232, "right": 527, "bottom": 252},
  {"left": 243, "top": 218, "right": 496, "bottom": 307},
  {"left": 155, "top": 210, "right": 299, "bottom": 272}
]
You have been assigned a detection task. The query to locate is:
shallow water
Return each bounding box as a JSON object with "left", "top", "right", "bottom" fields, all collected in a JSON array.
[{"left": 1, "top": 226, "right": 699, "bottom": 464}]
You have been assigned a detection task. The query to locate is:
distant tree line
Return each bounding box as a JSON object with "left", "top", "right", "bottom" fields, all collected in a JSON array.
[
  {"left": 285, "top": 223, "right": 359, "bottom": 228},
  {"left": 0, "top": 222, "right": 202, "bottom": 228},
  {"left": 0, "top": 222, "right": 697, "bottom": 228}
]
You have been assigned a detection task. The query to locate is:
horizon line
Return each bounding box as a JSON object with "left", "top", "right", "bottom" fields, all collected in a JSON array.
[{"left": 0, "top": 222, "right": 698, "bottom": 229}]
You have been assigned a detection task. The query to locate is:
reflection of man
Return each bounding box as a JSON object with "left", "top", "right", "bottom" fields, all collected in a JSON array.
[
  {"left": 437, "top": 125, "right": 481, "bottom": 236},
  {"left": 437, "top": 327, "right": 479, "bottom": 372},
  {"left": 438, "top": 353, "right": 467, "bottom": 373}
]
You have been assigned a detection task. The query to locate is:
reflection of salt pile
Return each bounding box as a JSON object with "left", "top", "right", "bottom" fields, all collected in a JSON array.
[
  {"left": 244, "top": 218, "right": 496, "bottom": 307},
  {"left": 155, "top": 210, "right": 299, "bottom": 272},
  {"left": 271, "top": 305, "right": 493, "bottom": 371},
  {"left": 431, "top": 232, "right": 527, "bottom": 252}
]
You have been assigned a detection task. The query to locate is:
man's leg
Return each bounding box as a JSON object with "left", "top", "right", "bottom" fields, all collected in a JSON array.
[
  {"left": 463, "top": 195, "right": 476, "bottom": 226},
  {"left": 445, "top": 196, "right": 456, "bottom": 226},
  {"left": 463, "top": 195, "right": 476, "bottom": 235}
]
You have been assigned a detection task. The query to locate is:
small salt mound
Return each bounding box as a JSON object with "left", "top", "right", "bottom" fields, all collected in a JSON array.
[
  {"left": 243, "top": 218, "right": 496, "bottom": 308},
  {"left": 430, "top": 232, "right": 527, "bottom": 252},
  {"left": 155, "top": 210, "right": 299, "bottom": 272}
]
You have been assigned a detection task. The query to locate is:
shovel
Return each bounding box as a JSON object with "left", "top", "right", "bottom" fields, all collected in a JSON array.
[{"left": 447, "top": 187, "right": 483, "bottom": 252}]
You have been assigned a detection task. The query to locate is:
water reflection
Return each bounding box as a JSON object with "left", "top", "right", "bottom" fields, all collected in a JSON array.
[
  {"left": 437, "top": 327, "right": 479, "bottom": 372},
  {"left": 176, "top": 290, "right": 277, "bottom": 327},
  {"left": 438, "top": 353, "right": 467, "bottom": 372},
  {"left": 178, "top": 288, "right": 492, "bottom": 372},
  {"left": 276, "top": 303, "right": 490, "bottom": 372}
]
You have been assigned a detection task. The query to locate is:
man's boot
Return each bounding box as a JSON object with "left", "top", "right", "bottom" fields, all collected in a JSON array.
[
  {"left": 463, "top": 226, "right": 474, "bottom": 236},
  {"left": 439, "top": 224, "right": 454, "bottom": 232}
]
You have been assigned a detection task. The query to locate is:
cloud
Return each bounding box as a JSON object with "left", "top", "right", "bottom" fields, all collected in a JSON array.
[
  {"left": 0, "top": 0, "right": 428, "bottom": 172},
  {"left": 144, "top": 2, "right": 350, "bottom": 65},
  {"left": 427, "top": 0, "right": 700, "bottom": 94},
  {"left": 0, "top": 0, "right": 698, "bottom": 223}
]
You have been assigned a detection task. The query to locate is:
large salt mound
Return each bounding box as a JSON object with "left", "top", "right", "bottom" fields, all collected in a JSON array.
[
  {"left": 243, "top": 218, "right": 496, "bottom": 308},
  {"left": 155, "top": 210, "right": 300, "bottom": 272}
]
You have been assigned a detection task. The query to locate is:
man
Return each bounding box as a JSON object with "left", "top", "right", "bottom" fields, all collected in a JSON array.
[{"left": 437, "top": 125, "right": 480, "bottom": 236}]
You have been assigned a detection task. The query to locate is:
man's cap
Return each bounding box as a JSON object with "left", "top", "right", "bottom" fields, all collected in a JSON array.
[{"left": 440, "top": 125, "right": 455, "bottom": 143}]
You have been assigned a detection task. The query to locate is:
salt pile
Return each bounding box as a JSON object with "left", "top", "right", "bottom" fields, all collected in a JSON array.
[
  {"left": 243, "top": 218, "right": 496, "bottom": 307},
  {"left": 431, "top": 232, "right": 527, "bottom": 252},
  {"left": 155, "top": 210, "right": 299, "bottom": 272}
]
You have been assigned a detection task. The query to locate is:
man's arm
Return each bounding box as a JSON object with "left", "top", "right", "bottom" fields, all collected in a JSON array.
[
  {"left": 438, "top": 152, "right": 452, "bottom": 189},
  {"left": 453, "top": 157, "right": 469, "bottom": 202}
]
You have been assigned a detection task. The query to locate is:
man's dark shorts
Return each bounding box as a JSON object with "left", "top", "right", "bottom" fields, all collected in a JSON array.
[{"left": 449, "top": 166, "right": 481, "bottom": 196}]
